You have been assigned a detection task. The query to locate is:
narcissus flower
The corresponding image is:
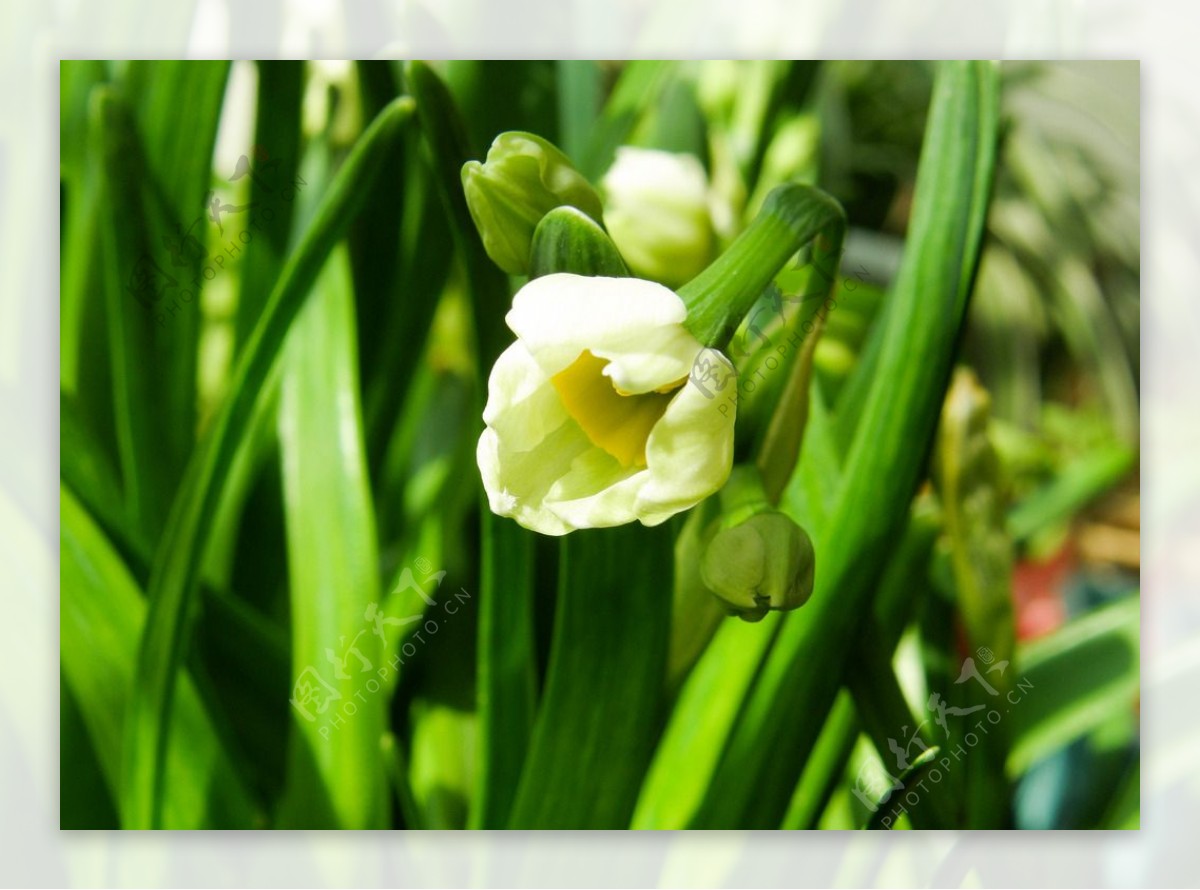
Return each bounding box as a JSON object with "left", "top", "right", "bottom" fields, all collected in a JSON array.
[{"left": 477, "top": 274, "right": 736, "bottom": 535}]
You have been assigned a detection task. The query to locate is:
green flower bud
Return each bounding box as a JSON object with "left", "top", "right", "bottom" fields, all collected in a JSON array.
[
  {"left": 462, "top": 131, "right": 604, "bottom": 275},
  {"left": 701, "top": 510, "right": 815, "bottom": 622},
  {"left": 697, "top": 465, "right": 815, "bottom": 621},
  {"left": 529, "top": 206, "right": 629, "bottom": 279},
  {"left": 601, "top": 147, "right": 717, "bottom": 289}
]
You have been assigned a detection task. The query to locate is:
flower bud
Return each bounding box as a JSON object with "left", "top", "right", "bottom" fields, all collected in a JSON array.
[
  {"left": 529, "top": 206, "right": 629, "bottom": 279},
  {"left": 601, "top": 147, "right": 717, "bottom": 289},
  {"left": 700, "top": 509, "right": 815, "bottom": 622},
  {"left": 462, "top": 131, "right": 604, "bottom": 275}
]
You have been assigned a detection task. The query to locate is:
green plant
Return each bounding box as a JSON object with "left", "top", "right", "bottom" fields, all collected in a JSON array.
[{"left": 59, "top": 59, "right": 1139, "bottom": 830}]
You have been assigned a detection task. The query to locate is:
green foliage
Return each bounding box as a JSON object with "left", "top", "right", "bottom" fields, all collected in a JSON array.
[{"left": 59, "top": 60, "right": 1139, "bottom": 831}]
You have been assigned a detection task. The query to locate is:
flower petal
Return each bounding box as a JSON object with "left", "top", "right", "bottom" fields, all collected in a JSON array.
[
  {"left": 506, "top": 274, "right": 692, "bottom": 389},
  {"left": 550, "top": 350, "right": 676, "bottom": 467},
  {"left": 590, "top": 326, "right": 699, "bottom": 395},
  {"left": 478, "top": 421, "right": 597, "bottom": 536},
  {"left": 543, "top": 350, "right": 738, "bottom": 531},
  {"left": 482, "top": 341, "right": 568, "bottom": 453},
  {"left": 636, "top": 359, "right": 738, "bottom": 524},
  {"left": 544, "top": 476, "right": 647, "bottom": 530}
]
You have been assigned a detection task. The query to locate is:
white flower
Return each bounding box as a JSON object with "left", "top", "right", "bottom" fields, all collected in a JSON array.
[
  {"left": 602, "top": 147, "right": 716, "bottom": 289},
  {"left": 477, "top": 274, "right": 736, "bottom": 535}
]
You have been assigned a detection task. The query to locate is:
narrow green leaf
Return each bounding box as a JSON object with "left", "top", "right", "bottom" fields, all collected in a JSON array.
[
  {"left": 382, "top": 732, "right": 424, "bottom": 830},
  {"left": 864, "top": 746, "right": 941, "bottom": 830},
  {"left": 61, "top": 677, "right": 120, "bottom": 828},
  {"left": 235, "top": 60, "right": 306, "bottom": 349},
  {"left": 61, "top": 487, "right": 260, "bottom": 828},
  {"left": 632, "top": 611, "right": 780, "bottom": 829},
  {"left": 473, "top": 512, "right": 536, "bottom": 828},
  {"left": 690, "top": 60, "right": 1000, "bottom": 828},
  {"left": 83, "top": 62, "right": 228, "bottom": 551},
  {"left": 120, "top": 60, "right": 231, "bottom": 518},
  {"left": 406, "top": 60, "right": 539, "bottom": 829},
  {"left": 783, "top": 485, "right": 943, "bottom": 830},
  {"left": 122, "top": 60, "right": 231, "bottom": 229},
  {"left": 556, "top": 61, "right": 603, "bottom": 162},
  {"left": 1009, "top": 595, "right": 1139, "bottom": 775},
  {"left": 275, "top": 242, "right": 387, "bottom": 828},
  {"left": 781, "top": 690, "right": 856, "bottom": 830},
  {"left": 361, "top": 150, "right": 453, "bottom": 482},
  {"left": 444, "top": 61, "right": 561, "bottom": 158},
  {"left": 92, "top": 87, "right": 187, "bottom": 541},
  {"left": 353, "top": 62, "right": 452, "bottom": 481},
  {"left": 60, "top": 61, "right": 112, "bottom": 414},
  {"left": 1098, "top": 761, "right": 1140, "bottom": 830},
  {"left": 60, "top": 391, "right": 145, "bottom": 558},
  {"left": 187, "top": 584, "right": 291, "bottom": 806},
  {"left": 350, "top": 60, "right": 406, "bottom": 370},
  {"left": 406, "top": 60, "right": 513, "bottom": 364},
  {"left": 785, "top": 445, "right": 945, "bottom": 832},
  {"left": 1007, "top": 443, "right": 1135, "bottom": 543},
  {"left": 510, "top": 525, "right": 672, "bottom": 828},
  {"left": 122, "top": 97, "right": 414, "bottom": 828},
  {"left": 63, "top": 400, "right": 291, "bottom": 804},
  {"left": 831, "top": 281, "right": 892, "bottom": 450},
  {"left": 579, "top": 61, "right": 674, "bottom": 180}
]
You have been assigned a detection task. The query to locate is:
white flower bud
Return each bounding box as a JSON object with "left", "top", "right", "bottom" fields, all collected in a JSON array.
[{"left": 602, "top": 147, "right": 716, "bottom": 289}]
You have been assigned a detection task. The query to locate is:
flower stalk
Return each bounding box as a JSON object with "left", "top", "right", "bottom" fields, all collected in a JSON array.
[{"left": 678, "top": 183, "right": 845, "bottom": 348}]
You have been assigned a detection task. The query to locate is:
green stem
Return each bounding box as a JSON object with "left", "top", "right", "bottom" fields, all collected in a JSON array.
[
  {"left": 754, "top": 225, "right": 844, "bottom": 502},
  {"left": 678, "top": 183, "right": 845, "bottom": 348}
]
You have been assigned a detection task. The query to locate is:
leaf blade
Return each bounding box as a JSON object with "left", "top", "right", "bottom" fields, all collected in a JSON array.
[
  {"left": 690, "top": 60, "right": 1001, "bottom": 828},
  {"left": 61, "top": 486, "right": 260, "bottom": 828},
  {"left": 122, "top": 97, "right": 414, "bottom": 828},
  {"left": 510, "top": 525, "right": 672, "bottom": 829}
]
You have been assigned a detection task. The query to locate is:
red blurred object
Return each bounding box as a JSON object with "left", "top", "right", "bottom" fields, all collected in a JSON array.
[{"left": 1012, "top": 541, "right": 1072, "bottom": 640}]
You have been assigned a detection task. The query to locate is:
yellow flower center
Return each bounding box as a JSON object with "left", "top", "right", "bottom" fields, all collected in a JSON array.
[{"left": 550, "top": 350, "right": 682, "bottom": 468}]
